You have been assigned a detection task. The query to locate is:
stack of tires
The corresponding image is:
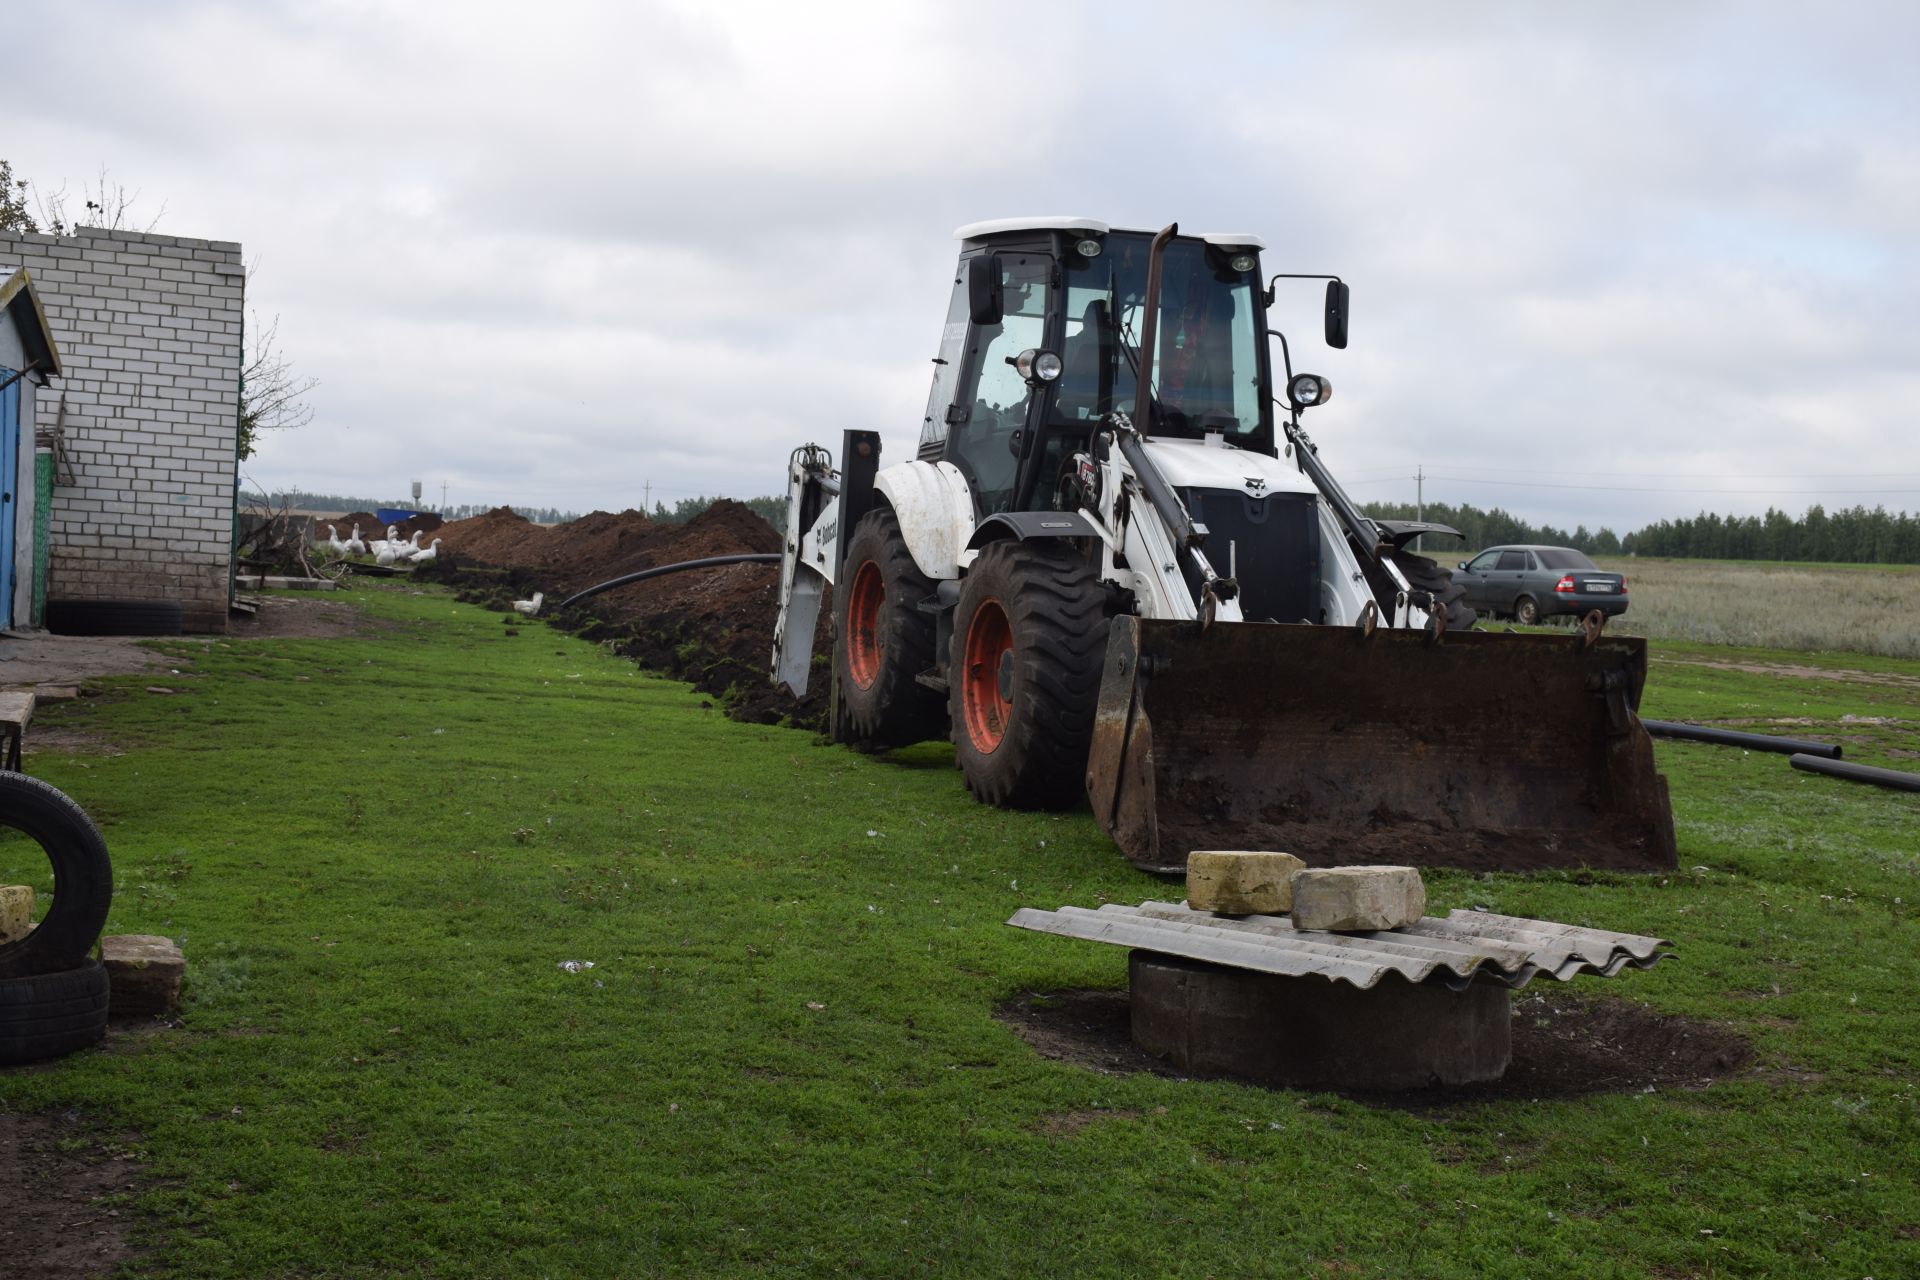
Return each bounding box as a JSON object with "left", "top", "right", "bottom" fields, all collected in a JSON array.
[{"left": 0, "top": 775, "right": 115, "bottom": 1066}]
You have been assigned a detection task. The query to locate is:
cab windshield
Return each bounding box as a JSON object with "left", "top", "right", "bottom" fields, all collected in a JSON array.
[{"left": 1054, "top": 234, "right": 1266, "bottom": 447}]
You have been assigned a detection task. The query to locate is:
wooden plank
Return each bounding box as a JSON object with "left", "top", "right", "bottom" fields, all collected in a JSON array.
[{"left": 0, "top": 690, "right": 35, "bottom": 728}]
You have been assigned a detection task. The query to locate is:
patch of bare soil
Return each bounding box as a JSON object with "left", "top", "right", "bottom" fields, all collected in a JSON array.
[
  {"left": 0, "top": 633, "right": 175, "bottom": 686},
  {"left": 996, "top": 986, "right": 1754, "bottom": 1108},
  {"left": 0, "top": 1109, "right": 147, "bottom": 1278},
  {"left": 24, "top": 728, "right": 125, "bottom": 757},
  {"left": 1665, "top": 657, "right": 1920, "bottom": 690},
  {"left": 227, "top": 594, "right": 386, "bottom": 640}
]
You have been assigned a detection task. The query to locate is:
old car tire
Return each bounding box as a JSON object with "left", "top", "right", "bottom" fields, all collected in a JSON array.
[
  {"left": 1387, "top": 549, "right": 1476, "bottom": 632},
  {"left": 45, "top": 598, "right": 185, "bottom": 637},
  {"left": 0, "top": 960, "right": 110, "bottom": 1065},
  {"left": 950, "top": 539, "right": 1107, "bottom": 809},
  {"left": 1514, "top": 595, "right": 1541, "bottom": 626},
  {"left": 0, "top": 775, "right": 114, "bottom": 980},
  {"left": 834, "top": 509, "right": 946, "bottom": 750}
]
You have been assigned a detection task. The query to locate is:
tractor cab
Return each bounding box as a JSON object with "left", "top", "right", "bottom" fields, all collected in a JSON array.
[{"left": 919, "top": 219, "right": 1275, "bottom": 520}]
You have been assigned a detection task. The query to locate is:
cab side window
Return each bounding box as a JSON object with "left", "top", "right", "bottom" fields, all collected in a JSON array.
[
  {"left": 918, "top": 277, "right": 971, "bottom": 457},
  {"left": 949, "top": 255, "right": 1049, "bottom": 515},
  {"left": 1495, "top": 550, "right": 1528, "bottom": 571},
  {"left": 1467, "top": 551, "right": 1501, "bottom": 572}
]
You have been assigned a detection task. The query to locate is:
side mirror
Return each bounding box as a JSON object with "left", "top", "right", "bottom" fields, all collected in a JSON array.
[
  {"left": 1324, "top": 280, "right": 1349, "bottom": 350},
  {"left": 1457, "top": 562, "right": 1468, "bottom": 571},
  {"left": 968, "top": 255, "right": 1002, "bottom": 326}
]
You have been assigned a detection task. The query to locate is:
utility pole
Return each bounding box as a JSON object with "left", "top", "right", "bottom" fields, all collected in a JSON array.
[
  {"left": 1415, "top": 464, "right": 1424, "bottom": 551},
  {"left": 643, "top": 480, "right": 652, "bottom": 512},
  {"left": 441, "top": 480, "right": 448, "bottom": 511}
]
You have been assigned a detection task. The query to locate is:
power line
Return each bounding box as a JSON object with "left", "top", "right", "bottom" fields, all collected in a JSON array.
[{"left": 1350, "top": 474, "right": 1920, "bottom": 495}]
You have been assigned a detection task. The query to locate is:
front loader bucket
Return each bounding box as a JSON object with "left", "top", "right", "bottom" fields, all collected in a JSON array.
[{"left": 1087, "top": 617, "right": 1676, "bottom": 876}]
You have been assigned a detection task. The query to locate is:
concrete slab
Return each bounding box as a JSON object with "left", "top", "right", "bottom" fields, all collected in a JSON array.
[
  {"left": 101, "top": 933, "right": 185, "bottom": 1017},
  {"left": 0, "top": 884, "right": 31, "bottom": 942}
]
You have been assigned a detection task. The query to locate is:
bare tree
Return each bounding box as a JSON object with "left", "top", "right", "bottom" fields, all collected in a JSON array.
[
  {"left": 239, "top": 310, "right": 318, "bottom": 460},
  {"left": 28, "top": 164, "right": 164, "bottom": 236}
]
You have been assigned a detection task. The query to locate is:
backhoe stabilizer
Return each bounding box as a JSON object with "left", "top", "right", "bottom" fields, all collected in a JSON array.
[{"left": 1087, "top": 617, "right": 1678, "bottom": 875}]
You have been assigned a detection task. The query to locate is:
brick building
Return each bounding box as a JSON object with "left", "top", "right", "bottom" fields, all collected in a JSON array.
[{"left": 0, "top": 227, "right": 243, "bottom": 633}]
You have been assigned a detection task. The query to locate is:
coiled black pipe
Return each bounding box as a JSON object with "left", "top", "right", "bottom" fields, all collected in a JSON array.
[
  {"left": 558, "top": 553, "right": 782, "bottom": 611},
  {"left": 1790, "top": 754, "right": 1920, "bottom": 792},
  {"left": 1642, "top": 719, "right": 1842, "bottom": 760}
]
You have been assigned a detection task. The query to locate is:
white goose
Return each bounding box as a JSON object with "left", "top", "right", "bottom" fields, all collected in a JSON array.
[
  {"left": 323, "top": 524, "right": 347, "bottom": 556},
  {"left": 511, "top": 591, "right": 544, "bottom": 616},
  {"left": 412, "top": 537, "right": 442, "bottom": 565},
  {"left": 344, "top": 523, "right": 368, "bottom": 556}
]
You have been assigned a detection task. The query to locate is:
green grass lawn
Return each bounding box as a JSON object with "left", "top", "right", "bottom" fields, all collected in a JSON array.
[{"left": 4, "top": 582, "right": 1918, "bottom": 1277}]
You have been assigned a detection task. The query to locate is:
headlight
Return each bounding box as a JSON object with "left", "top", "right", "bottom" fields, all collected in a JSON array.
[
  {"left": 1228, "top": 252, "right": 1256, "bottom": 273},
  {"left": 1014, "top": 348, "right": 1063, "bottom": 382},
  {"left": 1288, "top": 373, "right": 1332, "bottom": 407},
  {"left": 1074, "top": 237, "right": 1102, "bottom": 258}
]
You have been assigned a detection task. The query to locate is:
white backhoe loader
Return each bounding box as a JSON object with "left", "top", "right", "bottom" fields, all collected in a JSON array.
[{"left": 772, "top": 220, "right": 1674, "bottom": 875}]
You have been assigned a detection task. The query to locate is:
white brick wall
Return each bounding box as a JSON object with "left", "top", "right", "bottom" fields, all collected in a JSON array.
[{"left": 0, "top": 227, "right": 242, "bottom": 632}]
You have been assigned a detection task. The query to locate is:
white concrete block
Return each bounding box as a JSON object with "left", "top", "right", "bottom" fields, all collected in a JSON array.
[{"left": 1289, "top": 866, "right": 1427, "bottom": 933}]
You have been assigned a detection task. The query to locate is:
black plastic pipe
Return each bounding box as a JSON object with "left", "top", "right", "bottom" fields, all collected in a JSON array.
[
  {"left": 558, "top": 553, "right": 781, "bottom": 610},
  {"left": 1642, "top": 719, "right": 1842, "bottom": 759},
  {"left": 1790, "top": 754, "right": 1920, "bottom": 793}
]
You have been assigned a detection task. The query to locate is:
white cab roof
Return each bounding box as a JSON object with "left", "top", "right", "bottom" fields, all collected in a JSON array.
[{"left": 953, "top": 217, "right": 1264, "bottom": 250}]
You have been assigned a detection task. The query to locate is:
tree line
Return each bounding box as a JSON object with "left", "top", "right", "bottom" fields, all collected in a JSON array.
[
  {"left": 1360, "top": 498, "right": 1920, "bottom": 565},
  {"left": 1360, "top": 499, "right": 1624, "bottom": 557},
  {"left": 244, "top": 489, "right": 788, "bottom": 530}
]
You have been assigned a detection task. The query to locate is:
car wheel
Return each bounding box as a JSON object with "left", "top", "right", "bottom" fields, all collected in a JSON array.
[
  {"left": 1514, "top": 595, "right": 1541, "bottom": 626},
  {"left": 0, "top": 774, "right": 114, "bottom": 979},
  {"left": 0, "top": 960, "right": 110, "bottom": 1065}
]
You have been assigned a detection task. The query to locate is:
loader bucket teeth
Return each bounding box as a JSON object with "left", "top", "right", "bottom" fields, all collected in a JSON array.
[{"left": 1086, "top": 617, "right": 1677, "bottom": 876}]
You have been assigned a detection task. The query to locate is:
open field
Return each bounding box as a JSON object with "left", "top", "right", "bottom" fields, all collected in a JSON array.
[
  {"left": 1596, "top": 557, "right": 1920, "bottom": 659},
  {"left": 1448, "top": 551, "right": 1920, "bottom": 659},
  {"left": 3, "top": 583, "right": 1919, "bottom": 1277}
]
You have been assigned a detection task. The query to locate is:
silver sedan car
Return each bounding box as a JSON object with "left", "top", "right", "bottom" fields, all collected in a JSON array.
[{"left": 1453, "top": 545, "right": 1628, "bottom": 624}]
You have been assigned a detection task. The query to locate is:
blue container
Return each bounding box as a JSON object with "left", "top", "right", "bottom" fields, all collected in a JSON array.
[{"left": 376, "top": 508, "right": 420, "bottom": 526}]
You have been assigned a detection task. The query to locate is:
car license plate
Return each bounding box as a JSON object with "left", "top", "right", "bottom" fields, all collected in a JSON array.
[{"left": 1583, "top": 581, "right": 1613, "bottom": 592}]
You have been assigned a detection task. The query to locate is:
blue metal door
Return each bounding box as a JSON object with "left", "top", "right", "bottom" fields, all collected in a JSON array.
[{"left": 0, "top": 374, "right": 17, "bottom": 628}]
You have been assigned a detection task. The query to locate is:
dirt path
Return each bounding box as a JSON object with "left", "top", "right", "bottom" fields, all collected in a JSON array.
[
  {"left": 0, "top": 1109, "right": 145, "bottom": 1277},
  {"left": 1659, "top": 656, "right": 1920, "bottom": 690}
]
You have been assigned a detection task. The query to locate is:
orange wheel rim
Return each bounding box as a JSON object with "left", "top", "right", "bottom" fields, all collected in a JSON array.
[
  {"left": 961, "top": 598, "right": 1013, "bottom": 753},
  {"left": 846, "top": 561, "right": 885, "bottom": 689}
]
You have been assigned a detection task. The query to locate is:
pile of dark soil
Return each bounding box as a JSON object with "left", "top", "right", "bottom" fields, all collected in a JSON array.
[
  {"left": 415, "top": 502, "right": 822, "bottom": 728},
  {"left": 996, "top": 986, "right": 1756, "bottom": 1106}
]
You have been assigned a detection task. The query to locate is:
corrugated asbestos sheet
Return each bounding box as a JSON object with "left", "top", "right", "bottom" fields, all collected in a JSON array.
[{"left": 1005, "top": 901, "right": 1671, "bottom": 991}]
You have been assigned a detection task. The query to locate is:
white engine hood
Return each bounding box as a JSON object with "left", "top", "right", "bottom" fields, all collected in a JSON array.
[{"left": 1139, "top": 437, "right": 1317, "bottom": 498}]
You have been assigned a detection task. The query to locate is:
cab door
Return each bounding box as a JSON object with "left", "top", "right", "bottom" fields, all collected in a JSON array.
[{"left": 944, "top": 252, "right": 1053, "bottom": 517}]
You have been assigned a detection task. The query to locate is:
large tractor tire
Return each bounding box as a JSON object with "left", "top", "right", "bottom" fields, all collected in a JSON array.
[
  {"left": 0, "top": 774, "right": 114, "bottom": 980},
  {"left": 950, "top": 539, "right": 1107, "bottom": 808},
  {"left": 834, "top": 510, "right": 946, "bottom": 750},
  {"left": 1387, "top": 549, "right": 1477, "bottom": 633}
]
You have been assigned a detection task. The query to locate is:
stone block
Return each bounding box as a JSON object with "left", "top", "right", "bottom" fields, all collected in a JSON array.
[
  {"left": 101, "top": 933, "right": 186, "bottom": 1016},
  {"left": 1186, "top": 851, "right": 1306, "bottom": 915},
  {"left": 0, "top": 884, "right": 32, "bottom": 943},
  {"left": 1289, "top": 866, "right": 1426, "bottom": 932}
]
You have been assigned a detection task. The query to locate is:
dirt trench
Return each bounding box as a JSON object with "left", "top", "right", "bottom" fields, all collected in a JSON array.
[{"left": 413, "top": 501, "right": 829, "bottom": 728}]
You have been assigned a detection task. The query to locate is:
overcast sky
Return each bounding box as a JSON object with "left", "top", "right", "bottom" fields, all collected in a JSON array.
[{"left": 10, "top": 0, "right": 1918, "bottom": 532}]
